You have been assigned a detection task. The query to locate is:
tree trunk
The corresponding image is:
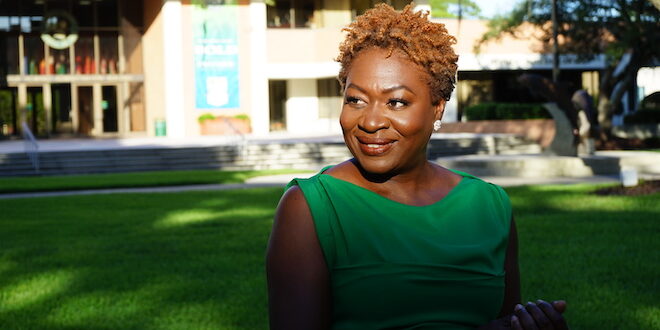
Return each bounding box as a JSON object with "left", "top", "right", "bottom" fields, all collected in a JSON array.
[{"left": 596, "top": 50, "right": 643, "bottom": 140}]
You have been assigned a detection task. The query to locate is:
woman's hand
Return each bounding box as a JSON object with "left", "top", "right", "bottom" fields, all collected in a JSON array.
[
  {"left": 510, "top": 300, "right": 567, "bottom": 330},
  {"left": 478, "top": 300, "right": 567, "bottom": 330}
]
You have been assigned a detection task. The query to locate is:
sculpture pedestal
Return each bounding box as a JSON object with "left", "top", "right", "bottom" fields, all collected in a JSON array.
[{"left": 543, "top": 103, "right": 577, "bottom": 156}]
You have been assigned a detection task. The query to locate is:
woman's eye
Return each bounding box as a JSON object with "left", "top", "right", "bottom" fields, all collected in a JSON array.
[
  {"left": 388, "top": 99, "right": 409, "bottom": 109},
  {"left": 345, "top": 96, "right": 365, "bottom": 105}
]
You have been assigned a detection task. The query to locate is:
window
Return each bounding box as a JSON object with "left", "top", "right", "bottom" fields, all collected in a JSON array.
[
  {"left": 75, "top": 34, "right": 95, "bottom": 74},
  {"left": 350, "top": 0, "right": 409, "bottom": 19},
  {"left": 2, "top": 34, "right": 20, "bottom": 74},
  {"left": 269, "top": 80, "right": 287, "bottom": 131},
  {"left": 267, "top": 0, "right": 315, "bottom": 28},
  {"left": 0, "top": 0, "right": 132, "bottom": 76},
  {"left": 23, "top": 35, "right": 44, "bottom": 74},
  {"left": 50, "top": 47, "right": 70, "bottom": 74},
  {"left": 99, "top": 32, "right": 119, "bottom": 74}
]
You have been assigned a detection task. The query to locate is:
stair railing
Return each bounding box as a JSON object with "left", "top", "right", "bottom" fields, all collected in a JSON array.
[
  {"left": 222, "top": 117, "right": 248, "bottom": 158},
  {"left": 21, "top": 122, "right": 40, "bottom": 174}
]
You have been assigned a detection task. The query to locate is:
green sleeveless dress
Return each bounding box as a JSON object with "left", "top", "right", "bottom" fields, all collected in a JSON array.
[{"left": 286, "top": 166, "right": 512, "bottom": 329}]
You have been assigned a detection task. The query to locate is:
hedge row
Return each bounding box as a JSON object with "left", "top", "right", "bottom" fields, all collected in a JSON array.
[
  {"left": 624, "top": 109, "right": 660, "bottom": 124},
  {"left": 464, "top": 102, "right": 551, "bottom": 121}
]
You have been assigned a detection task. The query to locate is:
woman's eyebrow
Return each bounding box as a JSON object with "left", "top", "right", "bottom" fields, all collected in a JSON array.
[
  {"left": 382, "top": 85, "right": 416, "bottom": 95},
  {"left": 345, "top": 83, "right": 366, "bottom": 94},
  {"left": 346, "top": 83, "right": 416, "bottom": 95}
]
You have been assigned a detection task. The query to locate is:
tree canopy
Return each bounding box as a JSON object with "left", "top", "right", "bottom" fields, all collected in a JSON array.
[
  {"left": 429, "top": 0, "right": 481, "bottom": 19},
  {"left": 481, "top": 0, "right": 660, "bottom": 131}
]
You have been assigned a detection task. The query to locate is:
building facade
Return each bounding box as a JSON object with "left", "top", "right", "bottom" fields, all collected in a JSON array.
[{"left": 1, "top": 0, "right": 651, "bottom": 139}]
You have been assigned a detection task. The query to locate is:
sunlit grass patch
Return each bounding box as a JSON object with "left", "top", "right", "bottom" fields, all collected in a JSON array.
[
  {"left": 0, "top": 183, "right": 657, "bottom": 329},
  {"left": 0, "top": 168, "right": 311, "bottom": 194},
  {"left": 0, "top": 270, "right": 75, "bottom": 312},
  {"left": 506, "top": 184, "right": 659, "bottom": 329},
  {"left": 0, "top": 188, "right": 282, "bottom": 329}
]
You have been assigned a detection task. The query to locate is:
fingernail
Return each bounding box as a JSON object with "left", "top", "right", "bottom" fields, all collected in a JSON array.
[
  {"left": 537, "top": 299, "right": 546, "bottom": 304},
  {"left": 515, "top": 304, "right": 524, "bottom": 311},
  {"left": 526, "top": 301, "right": 534, "bottom": 306},
  {"left": 511, "top": 315, "right": 519, "bottom": 324}
]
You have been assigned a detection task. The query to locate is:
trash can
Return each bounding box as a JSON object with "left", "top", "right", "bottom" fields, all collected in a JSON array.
[{"left": 155, "top": 119, "right": 166, "bottom": 137}]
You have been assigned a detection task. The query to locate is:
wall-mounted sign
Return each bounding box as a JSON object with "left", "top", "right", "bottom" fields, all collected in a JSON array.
[
  {"left": 192, "top": 0, "right": 240, "bottom": 109},
  {"left": 41, "top": 11, "right": 79, "bottom": 49}
]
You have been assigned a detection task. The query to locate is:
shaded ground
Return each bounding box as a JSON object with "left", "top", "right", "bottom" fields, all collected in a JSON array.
[
  {"left": 596, "top": 137, "right": 660, "bottom": 150},
  {"left": 593, "top": 180, "right": 660, "bottom": 196}
]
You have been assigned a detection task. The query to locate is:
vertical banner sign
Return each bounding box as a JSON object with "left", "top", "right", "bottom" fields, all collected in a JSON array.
[{"left": 192, "top": 0, "right": 240, "bottom": 109}]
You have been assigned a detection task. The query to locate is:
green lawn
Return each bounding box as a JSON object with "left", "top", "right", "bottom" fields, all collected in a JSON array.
[
  {"left": 0, "top": 184, "right": 658, "bottom": 329},
  {"left": 0, "top": 169, "right": 311, "bottom": 194}
]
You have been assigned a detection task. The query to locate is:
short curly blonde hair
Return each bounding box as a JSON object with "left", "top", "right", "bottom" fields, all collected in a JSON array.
[{"left": 336, "top": 3, "right": 458, "bottom": 104}]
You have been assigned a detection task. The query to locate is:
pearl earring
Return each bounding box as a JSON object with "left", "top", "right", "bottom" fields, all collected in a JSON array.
[{"left": 433, "top": 120, "right": 442, "bottom": 131}]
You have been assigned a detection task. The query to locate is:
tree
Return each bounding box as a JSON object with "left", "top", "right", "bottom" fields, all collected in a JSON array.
[
  {"left": 429, "top": 0, "right": 481, "bottom": 19},
  {"left": 480, "top": 0, "right": 660, "bottom": 136}
]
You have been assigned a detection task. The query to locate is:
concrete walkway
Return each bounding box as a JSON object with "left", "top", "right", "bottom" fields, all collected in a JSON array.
[{"left": 0, "top": 172, "right": 622, "bottom": 200}]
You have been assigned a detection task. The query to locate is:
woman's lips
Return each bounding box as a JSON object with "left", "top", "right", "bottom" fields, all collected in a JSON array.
[{"left": 356, "top": 137, "right": 396, "bottom": 156}]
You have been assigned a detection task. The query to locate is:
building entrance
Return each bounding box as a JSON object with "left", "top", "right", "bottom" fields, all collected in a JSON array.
[
  {"left": 73, "top": 84, "right": 119, "bottom": 135},
  {"left": 2, "top": 0, "right": 145, "bottom": 138},
  {"left": 52, "top": 84, "right": 73, "bottom": 134}
]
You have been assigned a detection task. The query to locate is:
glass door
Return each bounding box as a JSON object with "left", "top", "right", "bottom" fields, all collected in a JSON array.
[
  {"left": 26, "top": 87, "right": 45, "bottom": 136},
  {"left": 0, "top": 88, "right": 18, "bottom": 137},
  {"left": 101, "top": 85, "right": 118, "bottom": 133},
  {"left": 77, "top": 86, "right": 93, "bottom": 135},
  {"left": 51, "top": 84, "right": 73, "bottom": 134}
]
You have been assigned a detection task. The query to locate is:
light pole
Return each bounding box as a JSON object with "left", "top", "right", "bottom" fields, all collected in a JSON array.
[{"left": 551, "top": 0, "right": 560, "bottom": 83}]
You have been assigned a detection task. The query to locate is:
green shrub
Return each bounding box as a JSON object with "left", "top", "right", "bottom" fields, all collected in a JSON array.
[
  {"left": 197, "top": 113, "right": 216, "bottom": 123},
  {"left": 639, "top": 91, "right": 660, "bottom": 111},
  {"left": 464, "top": 102, "right": 551, "bottom": 121},
  {"left": 233, "top": 114, "right": 250, "bottom": 121},
  {"left": 624, "top": 110, "right": 660, "bottom": 124}
]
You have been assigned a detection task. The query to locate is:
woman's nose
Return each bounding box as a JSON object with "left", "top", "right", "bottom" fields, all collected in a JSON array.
[{"left": 359, "top": 105, "right": 389, "bottom": 132}]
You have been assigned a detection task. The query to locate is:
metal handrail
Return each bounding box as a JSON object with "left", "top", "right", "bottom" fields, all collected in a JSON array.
[
  {"left": 21, "top": 122, "right": 40, "bottom": 174},
  {"left": 222, "top": 117, "right": 248, "bottom": 157}
]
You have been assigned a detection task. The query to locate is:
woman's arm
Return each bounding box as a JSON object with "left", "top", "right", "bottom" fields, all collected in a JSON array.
[
  {"left": 481, "top": 217, "right": 568, "bottom": 330},
  {"left": 266, "top": 186, "right": 332, "bottom": 330},
  {"left": 500, "top": 217, "right": 521, "bottom": 317}
]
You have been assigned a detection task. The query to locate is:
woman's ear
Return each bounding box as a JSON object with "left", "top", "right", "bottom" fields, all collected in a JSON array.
[{"left": 434, "top": 99, "right": 447, "bottom": 122}]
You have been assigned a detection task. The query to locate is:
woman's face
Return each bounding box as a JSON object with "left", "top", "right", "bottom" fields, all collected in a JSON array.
[{"left": 340, "top": 47, "right": 445, "bottom": 175}]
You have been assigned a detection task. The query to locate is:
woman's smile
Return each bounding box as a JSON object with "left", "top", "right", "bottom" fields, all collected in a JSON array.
[{"left": 356, "top": 136, "right": 397, "bottom": 156}]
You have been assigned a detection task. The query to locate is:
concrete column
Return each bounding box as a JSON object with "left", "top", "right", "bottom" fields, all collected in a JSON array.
[
  {"left": 286, "top": 79, "right": 319, "bottom": 134},
  {"left": 71, "top": 85, "right": 79, "bottom": 133},
  {"left": 17, "top": 84, "right": 27, "bottom": 126},
  {"left": 250, "top": 1, "right": 270, "bottom": 135},
  {"left": 162, "top": 0, "right": 186, "bottom": 138},
  {"left": 121, "top": 82, "right": 131, "bottom": 134},
  {"left": 42, "top": 84, "right": 52, "bottom": 135}
]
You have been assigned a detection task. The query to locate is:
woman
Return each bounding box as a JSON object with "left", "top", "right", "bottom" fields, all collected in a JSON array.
[{"left": 267, "top": 4, "right": 567, "bottom": 329}]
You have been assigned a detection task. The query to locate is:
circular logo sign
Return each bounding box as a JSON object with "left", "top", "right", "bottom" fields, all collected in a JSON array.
[{"left": 41, "top": 11, "right": 79, "bottom": 49}]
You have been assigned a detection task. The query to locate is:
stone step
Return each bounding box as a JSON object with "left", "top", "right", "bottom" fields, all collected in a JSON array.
[
  {"left": 434, "top": 153, "right": 657, "bottom": 178},
  {"left": 0, "top": 134, "right": 541, "bottom": 177}
]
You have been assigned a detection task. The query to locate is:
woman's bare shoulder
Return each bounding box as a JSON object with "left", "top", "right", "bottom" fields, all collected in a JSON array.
[{"left": 277, "top": 185, "right": 311, "bottom": 223}]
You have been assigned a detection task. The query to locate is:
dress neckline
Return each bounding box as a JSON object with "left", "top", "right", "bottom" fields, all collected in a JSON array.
[{"left": 319, "top": 171, "right": 470, "bottom": 208}]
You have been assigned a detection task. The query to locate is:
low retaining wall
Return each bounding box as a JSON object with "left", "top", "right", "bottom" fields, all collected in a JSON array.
[
  {"left": 612, "top": 124, "right": 660, "bottom": 139},
  {"left": 441, "top": 119, "right": 555, "bottom": 148}
]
